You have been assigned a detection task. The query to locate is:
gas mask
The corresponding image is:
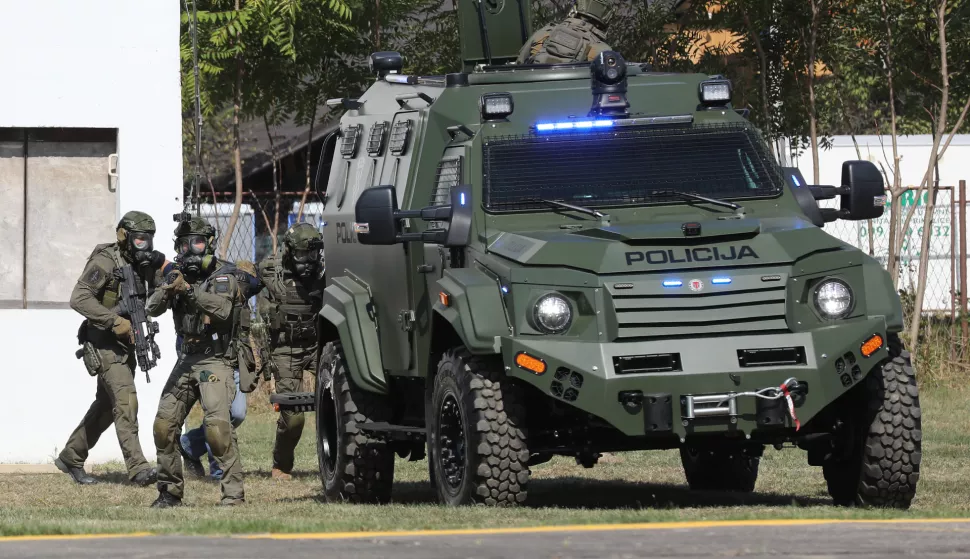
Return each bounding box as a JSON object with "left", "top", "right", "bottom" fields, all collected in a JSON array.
[
  {"left": 287, "top": 247, "right": 320, "bottom": 279},
  {"left": 175, "top": 235, "right": 214, "bottom": 278},
  {"left": 126, "top": 231, "right": 163, "bottom": 271}
]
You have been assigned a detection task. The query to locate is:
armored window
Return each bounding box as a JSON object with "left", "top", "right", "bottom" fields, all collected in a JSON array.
[
  {"left": 389, "top": 119, "right": 413, "bottom": 156},
  {"left": 432, "top": 157, "right": 462, "bottom": 206},
  {"left": 367, "top": 121, "right": 389, "bottom": 157},
  {"left": 482, "top": 122, "right": 783, "bottom": 212},
  {"left": 430, "top": 156, "right": 462, "bottom": 229},
  {"left": 339, "top": 124, "right": 362, "bottom": 159}
]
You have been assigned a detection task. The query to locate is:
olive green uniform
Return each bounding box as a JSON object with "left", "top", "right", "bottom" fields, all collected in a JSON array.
[
  {"left": 516, "top": 16, "right": 611, "bottom": 65},
  {"left": 60, "top": 243, "right": 152, "bottom": 480},
  {"left": 257, "top": 256, "right": 322, "bottom": 473},
  {"left": 148, "top": 266, "right": 246, "bottom": 503}
]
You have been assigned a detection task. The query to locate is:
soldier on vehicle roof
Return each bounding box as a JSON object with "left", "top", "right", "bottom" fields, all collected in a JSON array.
[
  {"left": 147, "top": 217, "right": 250, "bottom": 508},
  {"left": 56, "top": 210, "right": 164, "bottom": 487},
  {"left": 516, "top": 0, "right": 614, "bottom": 65},
  {"left": 255, "top": 222, "right": 325, "bottom": 481}
]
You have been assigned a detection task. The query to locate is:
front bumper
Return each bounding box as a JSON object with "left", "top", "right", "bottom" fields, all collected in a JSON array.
[{"left": 501, "top": 318, "right": 889, "bottom": 439}]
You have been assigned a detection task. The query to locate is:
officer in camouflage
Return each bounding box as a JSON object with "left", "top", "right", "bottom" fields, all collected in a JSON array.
[
  {"left": 516, "top": 0, "right": 613, "bottom": 65},
  {"left": 257, "top": 222, "right": 324, "bottom": 481},
  {"left": 147, "top": 217, "right": 247, "bottom": 507},
  {"left": 56, "top": 211, "right": 163, "bottom": 486}
]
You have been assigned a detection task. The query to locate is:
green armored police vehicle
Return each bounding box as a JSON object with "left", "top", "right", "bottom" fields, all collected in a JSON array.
[{"left": 296, "top": 0, "right": 920, "bottom": 508}]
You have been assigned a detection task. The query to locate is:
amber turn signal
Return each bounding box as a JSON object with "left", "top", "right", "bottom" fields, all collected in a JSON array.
[
  {"left": 861, "top": 334, "right": 884, "bottom": 358},
  {"left": 515, "top": 352, "right": 547, "bottom": 375},
  {"left": 439, "top": 292, "right": 450, "bottom": 307}
]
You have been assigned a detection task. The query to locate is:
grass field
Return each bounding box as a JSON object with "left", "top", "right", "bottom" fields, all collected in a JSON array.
[{"left": 1, "top": 387, "right": 968, "bottom": 536}]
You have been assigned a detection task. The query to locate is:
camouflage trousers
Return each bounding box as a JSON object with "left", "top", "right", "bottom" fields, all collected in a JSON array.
[
  {"left": 271, "top": 342, "right": 317, "bottom": 473},
  {"left": 60, "top": 346, "right": 151, "bottom": 480},
  {"left": 153, "top": 352, "right": 244, "bottom": 503}
]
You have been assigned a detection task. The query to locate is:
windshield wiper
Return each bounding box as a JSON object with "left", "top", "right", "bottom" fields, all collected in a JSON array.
[
  {"left": 648, "top": 190, "right": 745, "bottom": 214},
  {"left": 533, "top": 198, "right": 605, "bottom": 218}
]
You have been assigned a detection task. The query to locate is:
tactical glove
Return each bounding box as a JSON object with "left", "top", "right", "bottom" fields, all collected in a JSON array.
[
  {"left": 165, "top": 270, "right": 190, "bottom": 294},
  {"left": 112, "top": 316, "right": 132, "bottom": 341}
]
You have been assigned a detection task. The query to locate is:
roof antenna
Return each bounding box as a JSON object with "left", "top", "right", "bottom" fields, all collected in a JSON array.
[
  {"left": 475, "top": 0, "right": 493, "bottom": 66},
  {"left": 183, "top": 0, "right": 203, "bottom": 216}
]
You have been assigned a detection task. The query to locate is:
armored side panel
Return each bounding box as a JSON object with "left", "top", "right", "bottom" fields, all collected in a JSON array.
[{"left": 458, "top": 0, "right": 532, "bottom": 70}]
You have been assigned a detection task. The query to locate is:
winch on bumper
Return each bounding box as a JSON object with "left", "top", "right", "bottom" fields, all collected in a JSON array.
[{"left": 500, "top": 318, "right": 891, "bottom": 439}]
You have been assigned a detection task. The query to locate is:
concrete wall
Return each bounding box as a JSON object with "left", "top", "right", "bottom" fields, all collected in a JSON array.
[{"left": 0, "top": 1, "right": 182, "bottom": 463}]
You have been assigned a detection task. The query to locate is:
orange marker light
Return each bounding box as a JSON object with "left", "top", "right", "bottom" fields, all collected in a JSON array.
[
  {"left": 515, "top": 352, "right": 547, "bottom": 375},
  {"left": 861, "top": 334, "right": 884, "bottom": 357},
  {"left": 439, "top": 292, "right": 450, "bottom": 307}
]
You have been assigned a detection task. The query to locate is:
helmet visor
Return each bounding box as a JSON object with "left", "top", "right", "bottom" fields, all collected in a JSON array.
[
  {"left": 131, "top": 232, "right": 154, "bottom": 252},
  {"left": 291, "top": 248, "right": 320, "bottom": 263},
  {"left": 176, "top": 235, "right": 208, "bottom": 256}
]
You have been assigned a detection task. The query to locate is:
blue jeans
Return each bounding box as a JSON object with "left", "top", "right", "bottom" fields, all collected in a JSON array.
[{"left": 180, "top": 370, "right": 247, "bottom": 480}]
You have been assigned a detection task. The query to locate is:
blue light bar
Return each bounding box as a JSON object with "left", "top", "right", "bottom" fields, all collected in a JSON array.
[
  {"left": 459, "top": 192, "right": 466, "bottom": 206},
  {"left": 501, "top": 286, "right": 509, "bottom": 294},
  {"left": 791, "top": 174, "right": 801, "bottom": 187},
  {"left": 536, "top": 120, "right": 614, "bottom": 133},
  {"left": 663, "top": 279, "right": 683, "bottom": 288},
  {"left": 711, "top": 277, "right": 732, "bottom": 285}
]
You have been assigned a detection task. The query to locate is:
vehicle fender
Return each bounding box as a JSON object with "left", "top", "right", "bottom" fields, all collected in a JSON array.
[
  {"left": 862, "top": 256, "right": 904, "bottom": 332},
  {"left": 319, "top": 276, "right": 388, "bottom": 394},
  {"left": 434, "top": 268, "right": 509, "bottom": 354}
]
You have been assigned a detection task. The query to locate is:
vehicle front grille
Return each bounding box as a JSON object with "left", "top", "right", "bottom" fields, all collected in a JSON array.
[{"left": 610, "top": 284, "right": 789, "bottom": 340}]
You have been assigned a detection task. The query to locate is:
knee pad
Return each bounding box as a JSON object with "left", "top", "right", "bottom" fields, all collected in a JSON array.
[
  {"left": 153, "top": 417, "right": 174, "bottom": 450},
  {"left": 204, "top": 418, "right": 232, "bottom": 457}
]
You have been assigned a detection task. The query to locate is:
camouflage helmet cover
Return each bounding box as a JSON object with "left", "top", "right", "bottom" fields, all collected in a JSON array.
[
  {"left": 282, "top": 222, "right": 323, "bottom": 251},
  {"left": 574, "top": 0, "right": 614, "bottom": 26},
  {"left": 117, "top": 211, "right": 156, "bottom": 234},
  {"left": 174, "top": 216, "right": 216, "bottom": 239}
]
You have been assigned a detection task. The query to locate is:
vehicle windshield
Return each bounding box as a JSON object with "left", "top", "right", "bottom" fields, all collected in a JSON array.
[{"left": 482, "top": 122, "right": 783, "bottom": 212}]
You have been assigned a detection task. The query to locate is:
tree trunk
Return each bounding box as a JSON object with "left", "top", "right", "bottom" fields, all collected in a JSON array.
[
  {"left": 741, "top": 5, "right": 773, "bottom": 151},
  {"left": 297, "top": 103, "right": 318, "bottom": 222},
  {"left": 264, "top": 115, "right": 280, "bottom": 254},
  {"left": 908, "top": 0, "right": 950, "bottom": 351},
  {"left": 221, "top": 0, "right": 245, "bottom": 261},
  {"left": 880, "top": 0, "right": 904, "bottom": 284},
  {"left": 808, "top": 0, "right": 821, "bottom": 184}
]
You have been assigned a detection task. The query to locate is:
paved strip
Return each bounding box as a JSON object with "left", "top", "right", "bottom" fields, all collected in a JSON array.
[{"left": 2, "top": 520, "right": 970, "bottom": 558}]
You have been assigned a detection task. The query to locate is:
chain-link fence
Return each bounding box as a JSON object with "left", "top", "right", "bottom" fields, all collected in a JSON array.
[{"left": 819, "top": 186, "right": 967, "bottom": 317}]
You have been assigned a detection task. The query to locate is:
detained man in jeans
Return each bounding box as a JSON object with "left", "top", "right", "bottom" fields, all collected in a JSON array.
[{"left": 174, "top": 335, "right": 247, "bottom": 480}]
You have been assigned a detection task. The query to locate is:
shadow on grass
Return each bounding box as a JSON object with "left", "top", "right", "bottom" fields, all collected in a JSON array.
[{"left": 276, "top": 478, "right": 829, "bottom": 510}]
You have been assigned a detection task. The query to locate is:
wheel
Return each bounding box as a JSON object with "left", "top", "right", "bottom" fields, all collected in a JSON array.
[
  {"left": 428, "top": 348, "right": 529, "bottom": 506},
  {"left": 315, "top": 342, "right": 394, "bottom": 503},
  {"left": 823, "top": 334, "right": 922, "bottom": 508},
  {"left": 680, "top": 444, "right": 761, "bottom": 492}
]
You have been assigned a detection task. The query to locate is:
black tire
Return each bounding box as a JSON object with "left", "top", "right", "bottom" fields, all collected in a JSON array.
[
  {"left": 680, "top": 445, "right": 761, "bottom": 492},
  {"left": 428, "top": 349, "right": 529, "bottom": 506},
  {"left": 316, "top": 342, "right": 394, "bottom": 503},
  {"left": 823, "top": 334, "right": 922, "bottom": 508}
]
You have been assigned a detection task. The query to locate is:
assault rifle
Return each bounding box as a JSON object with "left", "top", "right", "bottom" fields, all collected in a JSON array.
[{"left": 114, "top": 264, "right": 161, "bottom": 381}]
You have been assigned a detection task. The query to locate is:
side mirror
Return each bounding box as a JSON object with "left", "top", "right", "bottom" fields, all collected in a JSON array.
[
  {"left": 354, "top": 186, "right": 399, "bottom": 245},
  {"left": 353, "top": 184, "right": 473, "bottom": 247},
  {"left": 841, "top": 160, "right": 886, "bottom": 220},
  {"left": 809, "top": 161, "right": 886, "bottom": 223}
]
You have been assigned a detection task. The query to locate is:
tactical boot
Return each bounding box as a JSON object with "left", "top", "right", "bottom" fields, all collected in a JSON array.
[
  {"left": 150, "top": 491, "right": 183, "bottom": 509},
  {"left": 54, "top": 458, "right": 97, "bottom": 485},
  {"left": 271, "top": 467, "right": 293, "bottom": 481},
  {"left": 219, "top": 497, "right": 245, "bottom": 507},
  {"left": 131, "top": 468, "right": 157, "bottom": 487}
]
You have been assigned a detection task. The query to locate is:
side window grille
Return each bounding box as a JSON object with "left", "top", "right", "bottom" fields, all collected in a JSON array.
[
  {"left": 340, "top": 124, "right": 362, "bottom": 159},
  {"left": 430, "top": 156, "right": 462, "bottom": 229},
  {"left": 367, "top": 121, "right": 389, "bottom": 157},
  {"left": 389, "top": 119, "right": 413, "bottom": 156}
]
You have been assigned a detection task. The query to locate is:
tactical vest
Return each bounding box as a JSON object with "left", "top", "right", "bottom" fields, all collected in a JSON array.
[
  {"left": 523, "top": 17, "right": 609, "bottom": 64},
  {"left": 260, "top": 257, "right": 320, "bottom": 346}
]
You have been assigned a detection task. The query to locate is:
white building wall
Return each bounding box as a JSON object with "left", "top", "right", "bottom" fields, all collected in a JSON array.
[{"left": 0, "top": 1, "right": 182, "bottom": 463}]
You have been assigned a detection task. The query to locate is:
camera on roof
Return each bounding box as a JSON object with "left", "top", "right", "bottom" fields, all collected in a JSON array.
[{"left": 589, "top": 50, "right": 630, "bottom": 118}]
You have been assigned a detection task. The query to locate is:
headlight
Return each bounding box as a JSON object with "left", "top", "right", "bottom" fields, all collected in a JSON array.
[
  {"left": 814, "top": 279, "right": 853, "bottom": 319},
  {"left": 534, "top": 293, "right": 573, "bottom": 334}
]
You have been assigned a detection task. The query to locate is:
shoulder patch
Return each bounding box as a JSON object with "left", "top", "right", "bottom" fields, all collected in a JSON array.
[
  {"left": 85, "top": 267, "right": 105, "bottom": 285},
  {"left": 215, "top": 276, "right": 230, "bottom": 282}
]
